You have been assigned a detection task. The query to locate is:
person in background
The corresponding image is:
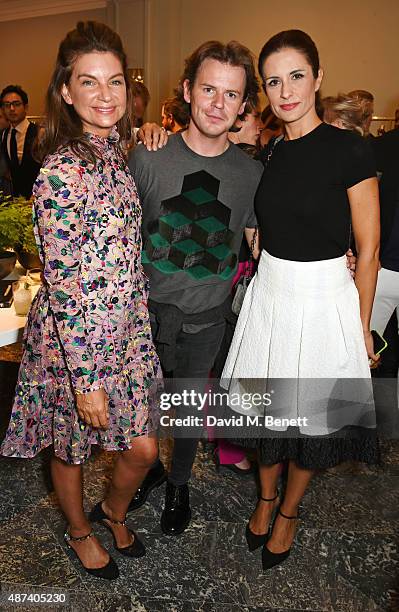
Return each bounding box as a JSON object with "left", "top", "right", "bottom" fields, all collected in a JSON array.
[
  {"left": 132, "top": 81, "right": 150, "bottom": 128},
  {"left": 348, "top": 89, "right": 374, "bottom": 137},
  {"left": 222, "top": 29, "right": 380, "bottom": 570},
  {"left": 322, "top": 93, "right": 364, "bottom": 135},
  {"left": 0, "top": 21, "right": 161, "bottom": 580},
  {"left": 0, "top": 84, "right": 41, "bottom": 198},
  {"left": 228, "top": 104, "right": 262, "bottom": 156},
  {"left": 259, "top": 104, "right": 283, "bottom": 147},
  {"left": 323, "top": 93, "right": 399, "bottom": 385},
  {"left": 370, "top": 124, "right": 399, "bottom": 384},
  {"left": 0, "top": 108, "right": 10, "bottom": 196},
  {"left": 161, "top": 96, "right": 190, "bottom": 132}
]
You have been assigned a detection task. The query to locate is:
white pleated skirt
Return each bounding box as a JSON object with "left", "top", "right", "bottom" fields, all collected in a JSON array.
[{"left": 221, "top": 250, "right": 375, "bottom": 435}]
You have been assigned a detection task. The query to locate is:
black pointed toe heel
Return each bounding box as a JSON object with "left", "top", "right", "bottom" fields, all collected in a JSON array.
[
  {"left": 262, "top": 508, "right": 299, "bottom": 570},
  {"left": 64, "top": 529, "right": 119, "bottom": 580},
  {"left": 245, "top": 489, "right": 279, "bottom": 552},
  {"left": 89, "top": 502, "right": 145, "bottom": 558}
]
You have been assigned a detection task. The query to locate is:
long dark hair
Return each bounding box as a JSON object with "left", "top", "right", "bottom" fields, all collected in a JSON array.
[
  {"left": 38, "top": 21, "right": 132, "bottom": 164},
  {"left": 175, "top": 40, "right": 260, "bottom": 120}
]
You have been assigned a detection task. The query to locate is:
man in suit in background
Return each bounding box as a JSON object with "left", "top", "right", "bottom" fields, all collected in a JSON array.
[
  {"left": 0, "top": 85, "right": 41, "bottom": 198},
  {"left": 0, "top": 107, "right": 10, "bottom": 196}
]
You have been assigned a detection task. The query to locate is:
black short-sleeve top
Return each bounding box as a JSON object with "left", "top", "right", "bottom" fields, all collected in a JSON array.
[{"left": 255, "top": 122, "right": 376, "bottom": 261}]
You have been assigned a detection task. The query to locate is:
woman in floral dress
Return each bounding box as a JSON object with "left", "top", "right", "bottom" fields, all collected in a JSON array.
[{"left": 1, "top": 21, "right": 161, "bottom": 580}]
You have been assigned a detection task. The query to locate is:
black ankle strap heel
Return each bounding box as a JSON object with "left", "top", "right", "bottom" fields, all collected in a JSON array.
[
  {"left": 64, "top": 528, "right": 119, "bottom": 580},
  {"left": 64, "top": 529, "right": 94, "bottom": 542},
  {"left": 245, "top": 489, "right": 279, "bottom": 552},
  {"left": 261, "top": 506, "right": 300, "bottom": 571},
  {"left": 259, "top": 491, "right": 279, "bottom": 503},
  {"left": 278, "top": 508, "right": 299, "bottom": 520},
  {"left": 89, "top": 501, "right": 146, "bottom": 558}
]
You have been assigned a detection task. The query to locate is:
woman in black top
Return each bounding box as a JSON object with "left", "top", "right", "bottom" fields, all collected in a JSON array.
[{"left": 222, "top": 30, "right": 380, "bottom": 570}]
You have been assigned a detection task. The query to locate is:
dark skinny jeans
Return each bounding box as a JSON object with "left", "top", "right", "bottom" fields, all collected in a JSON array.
[{"left": 151, "top": 318, "right": 225, "bottom": 486}]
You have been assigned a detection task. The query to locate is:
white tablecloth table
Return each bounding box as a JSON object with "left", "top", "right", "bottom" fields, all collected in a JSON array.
[{"left": 0, "top": 265, "right": 40, "bottom": 348}]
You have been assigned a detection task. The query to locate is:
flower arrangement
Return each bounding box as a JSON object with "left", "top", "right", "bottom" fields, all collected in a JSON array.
[{"left": 0, "top": 195, "right": 37, "bottom": 254}]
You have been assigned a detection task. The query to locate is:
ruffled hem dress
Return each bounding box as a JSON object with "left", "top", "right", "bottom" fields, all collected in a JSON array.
[{"left": 0, "top": 131, "right": 161, "bottom": 464}]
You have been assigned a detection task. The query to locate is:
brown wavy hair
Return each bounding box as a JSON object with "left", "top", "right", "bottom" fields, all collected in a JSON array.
[
  {"left": 162, "top": 96, "right": 190, "bottom": 128},
  {"left": 175, "top": 40, "right": 259, "bottom": 121},
  {"left": 38, "top": 21, "right": 132, "bottom": 164}
]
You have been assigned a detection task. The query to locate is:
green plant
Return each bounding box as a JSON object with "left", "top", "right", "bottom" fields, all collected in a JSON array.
[{"left": 0, "top": 195, "right": 37, "bottom": 254}]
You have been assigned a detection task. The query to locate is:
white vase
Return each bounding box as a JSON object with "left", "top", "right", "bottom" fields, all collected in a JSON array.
[{"left": 13, "top": 277, "right": 32, "bottom": 316}]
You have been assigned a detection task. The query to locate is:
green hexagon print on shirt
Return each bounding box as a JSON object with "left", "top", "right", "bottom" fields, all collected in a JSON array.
[{"left": 142, "top": 170, "right": 237, "bottom": 281}]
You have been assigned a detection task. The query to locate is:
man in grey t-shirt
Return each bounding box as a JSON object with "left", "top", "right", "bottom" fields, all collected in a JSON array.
[{"left": 128, "top": 40, "right": 262, "bottom": 535}]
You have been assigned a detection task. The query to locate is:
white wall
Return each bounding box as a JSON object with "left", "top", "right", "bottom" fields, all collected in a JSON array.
[
  {"left": 145, "top": 0, "right": 399, "bottom": 123},
  {"left": 0, "top": 1, "right": 147, "bottom": 120},
  {"left": 1, "top": 0, "right": 398, "bottom": 125},
  {"left": 0, "top": 8, "right": 107, "bottom": 116},
  {"left": 143, "top": 0, "right": 183, "bottom": 123},
  {"left": 115, "top": 0, "right": 145, "bottom": 70}
]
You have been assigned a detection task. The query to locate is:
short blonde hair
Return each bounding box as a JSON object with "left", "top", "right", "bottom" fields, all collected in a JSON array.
[
  {"left": 322, "top": 94, "right": 364, "bottom": 136},
  {"left": 347, "top": 90, "right": 374, "bottom": 131}
]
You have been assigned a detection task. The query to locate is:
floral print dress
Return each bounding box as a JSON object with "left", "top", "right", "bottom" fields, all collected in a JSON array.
[{"left": 1, "top": 131, "right": 161, "bottom": 464}]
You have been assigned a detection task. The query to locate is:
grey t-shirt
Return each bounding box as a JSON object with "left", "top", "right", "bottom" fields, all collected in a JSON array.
[{"left": 129, "top": 132, "right": 262, "bottom": 314}]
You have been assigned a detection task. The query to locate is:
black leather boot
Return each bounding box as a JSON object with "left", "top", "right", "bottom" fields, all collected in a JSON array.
[
  {"left": 160, "top": 481, "right": 191, "bottom": 536},
  {"left": 127, "top": 460, "right": 167, "bottom": 512}
]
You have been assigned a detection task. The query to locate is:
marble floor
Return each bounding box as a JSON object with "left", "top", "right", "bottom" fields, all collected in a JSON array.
[{"left": 0, "top": 353, "right": 398, "bottom": 612}]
